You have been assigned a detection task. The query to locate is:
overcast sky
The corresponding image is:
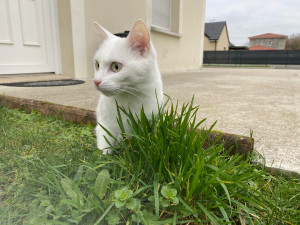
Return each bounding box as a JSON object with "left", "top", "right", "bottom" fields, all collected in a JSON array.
[{"left": 205, "top": 0, "right": 300, "bottom": 46}]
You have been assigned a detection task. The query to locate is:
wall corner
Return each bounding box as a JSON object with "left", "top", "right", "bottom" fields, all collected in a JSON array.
[{"left": 70, "top": 0, "right": 89, "bottom": 79}]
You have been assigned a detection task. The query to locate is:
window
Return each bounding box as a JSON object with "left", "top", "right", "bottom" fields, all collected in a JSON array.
[
  {"left": 151, "top": 0, "right": 182, "bottom": 37},
  {"left": 268, "top": 41, "right": 272, "bottom": 47},
  {"left": 152, "top": 0, "right": 171, "bottom": 30}
]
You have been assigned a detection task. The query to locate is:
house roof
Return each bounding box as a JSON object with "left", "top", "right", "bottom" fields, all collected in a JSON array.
[
  {"left": 205, "top": 21, "right": 227, "bottom": 40},
  {"left": 249, "top": 45, "right": 276, "bottom": 50},
  {"left": 248, "top": 33, "right": 288, "bottom": 39}
]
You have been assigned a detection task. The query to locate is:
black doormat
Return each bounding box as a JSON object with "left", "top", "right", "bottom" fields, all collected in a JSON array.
[{"left": 0, "top": 79, "right": 85, "bottom": 87}]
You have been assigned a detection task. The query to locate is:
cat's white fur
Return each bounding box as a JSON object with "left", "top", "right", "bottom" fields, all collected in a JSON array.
[{"left": 93, "top": 20, "right": 163, "bottom": 154}]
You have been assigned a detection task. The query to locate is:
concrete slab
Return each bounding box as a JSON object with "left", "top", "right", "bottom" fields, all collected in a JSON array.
[
  {"left": 0, "top": 73, "right": 71, "bottom": 83},
  {"left": 0, "top": 68, "right": 299, "bottom": 173}
]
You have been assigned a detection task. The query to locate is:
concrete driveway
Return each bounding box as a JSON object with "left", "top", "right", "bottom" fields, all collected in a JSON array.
[
  {"left": 163, "top": 68, "right": 300, "bottom": 173},
  {"left": 1, "top": 67, "right": 299, "bottom": 173}
]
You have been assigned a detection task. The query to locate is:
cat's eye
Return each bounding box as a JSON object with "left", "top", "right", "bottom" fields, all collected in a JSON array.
[
  {"left": 95, "top": 60, "right": 99, "bottom": 70},
  {"left": 111, "top": 62, "right": 122, "bottom": 73}
]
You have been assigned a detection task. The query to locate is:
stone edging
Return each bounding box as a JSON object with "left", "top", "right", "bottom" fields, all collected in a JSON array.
[{"left": 0, "top": 94, "right": 254, "bottom": 156}]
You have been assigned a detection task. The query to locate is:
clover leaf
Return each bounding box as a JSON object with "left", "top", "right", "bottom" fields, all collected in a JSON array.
[
  {"left": 114, "top": 187, "right": 139, "bottom": 210},
  {"left": 115, "top": 187, "right": 133, "bottom": 202},
  {"left": 161, "top": 186, "right": 179, "bottom": 205}
]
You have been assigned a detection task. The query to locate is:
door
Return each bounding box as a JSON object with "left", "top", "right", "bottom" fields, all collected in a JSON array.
[{"left": 0, "top": 0, "right": 59, "bottom": 75}]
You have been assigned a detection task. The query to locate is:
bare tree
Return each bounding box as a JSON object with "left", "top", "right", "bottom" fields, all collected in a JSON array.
[{"left": 285, "top": 33, "right": 300, "bottom": 50}]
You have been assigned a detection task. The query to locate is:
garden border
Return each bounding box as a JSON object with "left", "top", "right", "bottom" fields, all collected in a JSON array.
[{"left": 0, "top": 94, "right": 254, "bottom": 156}]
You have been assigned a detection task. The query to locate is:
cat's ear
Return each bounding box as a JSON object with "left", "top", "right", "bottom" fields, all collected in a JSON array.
[
  {"left": 127, "top": 20, "right": 150, "bottom": 56},
  {"left": 94, "top": 22, "right": 114, "bottom": 44}
]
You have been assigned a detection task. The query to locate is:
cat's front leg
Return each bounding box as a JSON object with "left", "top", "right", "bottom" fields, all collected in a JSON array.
[{"left": 95, "top": 124, "right": 113, "bottom": 154}]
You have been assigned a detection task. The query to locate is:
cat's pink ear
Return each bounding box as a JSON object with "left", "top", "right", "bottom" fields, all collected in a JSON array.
[
  {"left": 94, "top": 22, "right": 114, "bottom": 43},
  {"left": 127, "top": 20, "right": 150, "bottom": 56}
]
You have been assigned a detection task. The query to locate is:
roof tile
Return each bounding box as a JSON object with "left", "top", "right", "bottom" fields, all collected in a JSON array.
[
  {"left": 205, "top": 22, "right": 226, "bottom": 40},
  {"left": 249, "top": 33, "right": 287, "bottom": 39}
]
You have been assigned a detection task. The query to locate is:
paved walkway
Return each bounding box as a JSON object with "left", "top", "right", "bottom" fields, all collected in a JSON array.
[{"left": 1, "top": 68, "right": 299, "bottom": 173}]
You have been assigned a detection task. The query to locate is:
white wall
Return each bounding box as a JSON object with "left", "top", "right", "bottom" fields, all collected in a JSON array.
[{"left": 57, "top": 0, "right": 206, "bottom": 78}]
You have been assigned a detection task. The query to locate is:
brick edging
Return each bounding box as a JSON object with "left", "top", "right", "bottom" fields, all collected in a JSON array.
[
  {"left": 0, "top": 94, "right": 254, "bottom": 155},
  {"left": 0, "top": 94, "right": 96, "bottom": 125}
]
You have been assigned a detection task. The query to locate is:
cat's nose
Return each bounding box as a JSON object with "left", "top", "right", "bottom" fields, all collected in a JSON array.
[{"left": 94, "top": 80, "right": 101, "bottom": 87}]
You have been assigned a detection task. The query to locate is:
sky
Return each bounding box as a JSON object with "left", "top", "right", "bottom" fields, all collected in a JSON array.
[{"left": 205, "top": 0, "right": 300, "bottom": 46}]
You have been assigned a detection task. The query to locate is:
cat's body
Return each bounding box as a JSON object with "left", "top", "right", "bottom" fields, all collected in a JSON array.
[{"left": 93, "top": 20, "right": 163, "bottom": 154}]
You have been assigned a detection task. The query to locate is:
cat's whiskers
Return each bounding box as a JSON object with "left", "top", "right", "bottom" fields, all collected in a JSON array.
[
  {"left": 122, "top": 85, "right": 144, "bottom": 94},
  {"left": 115, "top": 87, "right": 143, "bottom": 101},
  {"left": 99, "top": 81, "right": 142, "bottom": 100},
  {"left": 91, "top": 80, "right": 145, "bottom": 101}
]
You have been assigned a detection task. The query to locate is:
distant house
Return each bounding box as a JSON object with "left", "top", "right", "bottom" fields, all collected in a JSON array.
[
  {"left": 204, "top": 21, "right": 230, "bottom": 51},
  {"left": 248, "top": 33, "right": 288, "bottom": 50}
]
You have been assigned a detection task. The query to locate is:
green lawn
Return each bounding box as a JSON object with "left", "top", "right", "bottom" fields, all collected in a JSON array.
[{"left": 0, "top": 102, "right": 299, "bottom": 224}]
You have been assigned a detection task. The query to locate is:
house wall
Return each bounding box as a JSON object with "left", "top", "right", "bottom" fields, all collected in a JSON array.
[
  {"left": 56, "top": 0, "right": 74, "bottom": 77},
  {"left": 249, "top": 38, "right": 286, "bottom": 50},
  {"left": 204, "top": 36, "right": 216, "bottom": 51},
  {"left": 56, "top": 0, "right": 206, "bottom": 78},
  {"left": 216, "top": 26, "right": 230, "bottom": 50},
  {"left": 151, "top": 0, "right": 206, "bottom": 72},
  {"left": 57, "top": 0, "right": 150, "bottom": 79},
  {"left": 84, "top": 0, "right": 151, "bottom": 78}
]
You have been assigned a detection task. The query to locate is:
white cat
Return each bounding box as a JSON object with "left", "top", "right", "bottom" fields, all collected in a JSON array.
[{"left": 93, "top": 20, "right": 163, "bottom": 154}]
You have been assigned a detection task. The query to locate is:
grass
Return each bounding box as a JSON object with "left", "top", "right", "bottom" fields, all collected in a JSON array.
[{"left": 0, "top": 99, "right": 299, "bottom": 224}]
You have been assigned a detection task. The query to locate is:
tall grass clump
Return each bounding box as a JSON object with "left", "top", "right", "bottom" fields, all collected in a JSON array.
[{"left": 102, "top": 97, "right": 273, "bottom": 224}]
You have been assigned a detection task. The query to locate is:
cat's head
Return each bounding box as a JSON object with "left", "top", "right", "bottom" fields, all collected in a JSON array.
[{"left": 93, "top": 20, "right": 158, "bottom": 97}]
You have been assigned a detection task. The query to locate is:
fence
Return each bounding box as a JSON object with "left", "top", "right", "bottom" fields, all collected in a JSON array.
[{"left": 203, "top": 50, "right": 300, "bottom": 65}]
